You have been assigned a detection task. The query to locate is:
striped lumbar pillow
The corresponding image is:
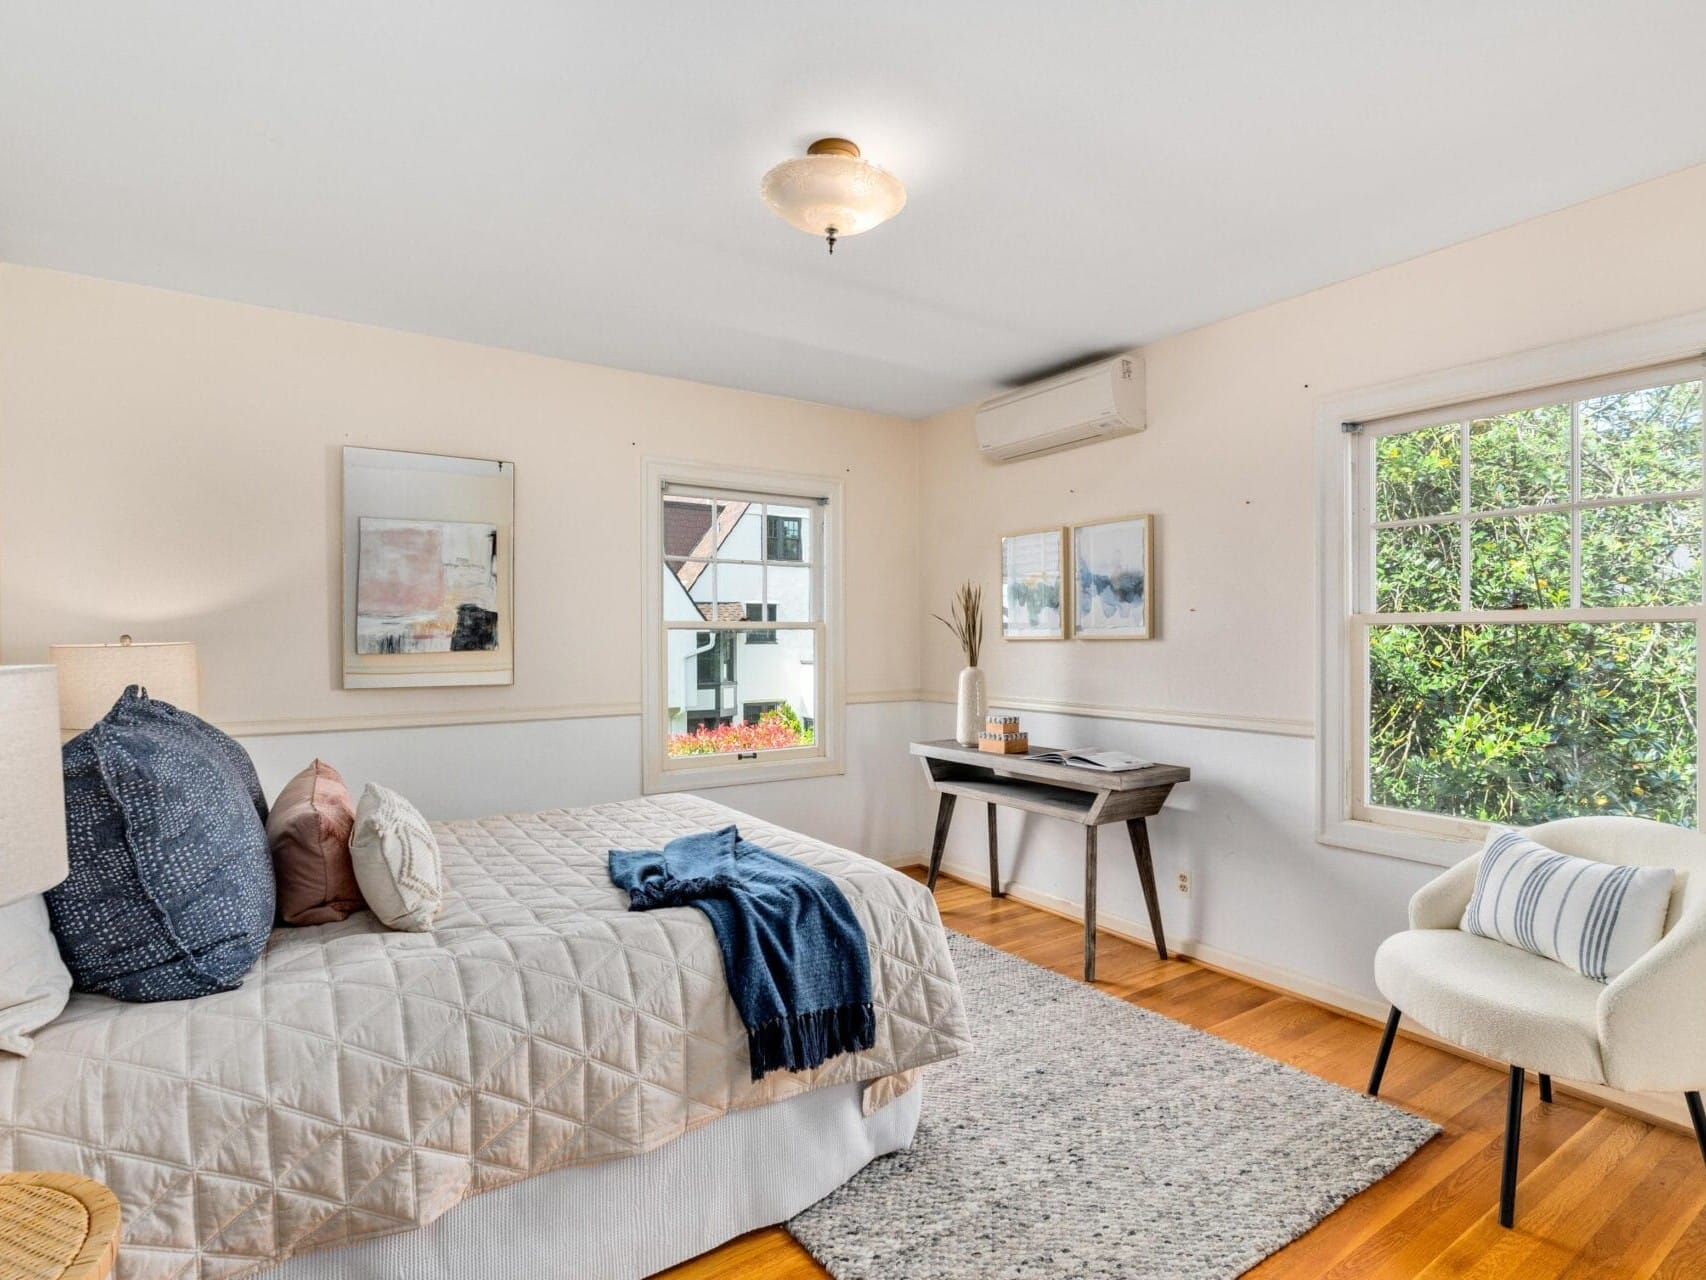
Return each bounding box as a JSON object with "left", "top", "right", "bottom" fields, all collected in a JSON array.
[{"left": 1459, "top": 828, "right": 1676, "bottom": 983}]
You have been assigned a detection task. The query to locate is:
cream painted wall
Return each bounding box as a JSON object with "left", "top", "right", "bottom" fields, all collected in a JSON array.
[
  {"left": 919, "top": 163, "right": 1706, "bottom": 722},
  {"left": 5, "top": 163, "right": 1706, "bottom": 1045},
  {"left": 916, "top": 161, "right": 1706, "bottom": 1002},
  {"left": 0, "top": 265, "right": 923, "bottom": 732}
]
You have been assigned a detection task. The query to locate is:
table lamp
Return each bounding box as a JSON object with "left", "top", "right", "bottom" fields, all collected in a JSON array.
[
  {"left": 49, "top": 636, "right": 200, "bottom": 737},
  {"left": 0, "top": 665, "right": 69, "bottom": 905}
]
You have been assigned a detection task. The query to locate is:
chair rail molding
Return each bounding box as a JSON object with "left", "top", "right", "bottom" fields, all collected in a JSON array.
[{"left": 919, "top": 691, "right": 1313, "bottom": 739}]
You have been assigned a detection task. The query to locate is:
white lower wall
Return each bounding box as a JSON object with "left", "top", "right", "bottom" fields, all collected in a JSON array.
[
  {"left": 236, "top": 699, "right": 926, "bottom": 861},
  {"left": 238, "top": 697, "right": 1419, "bottom": 997},
  {"left": 238, "top": 715, "right": 644, "bottom": 822},
  {"left": 240, "top": 694, "right": 1688, "bottom": 1128},
  {"left": 253, "top": 692, "right": 1417, "bottom": 1004}
]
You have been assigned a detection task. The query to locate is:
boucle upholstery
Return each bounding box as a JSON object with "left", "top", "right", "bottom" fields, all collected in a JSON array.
[
  {"left": 1376, "top": 816, "right": 1705, "bottom": 1092},
  {"left": 1374, "top": 929, "right": 1604, "bottom": 1082}
]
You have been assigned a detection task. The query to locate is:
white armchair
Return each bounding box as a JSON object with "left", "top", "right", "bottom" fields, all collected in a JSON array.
[{"left": 1367, "top": 816, "right": 1706, "bottom": 1228}]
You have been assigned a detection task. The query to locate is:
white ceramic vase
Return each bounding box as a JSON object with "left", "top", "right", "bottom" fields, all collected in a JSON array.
[{"left": 955, "top": 666, "right": 987, "bottom": 746}]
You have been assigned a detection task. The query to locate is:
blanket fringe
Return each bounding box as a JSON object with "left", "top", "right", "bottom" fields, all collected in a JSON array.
[{"left": 746, "top": 1002, "right": 876, "bottom": 1081}]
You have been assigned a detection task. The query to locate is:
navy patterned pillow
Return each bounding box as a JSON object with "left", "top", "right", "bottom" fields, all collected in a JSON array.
[{"left": 46, "top": 686, "right": 275, "bottom": 1001}]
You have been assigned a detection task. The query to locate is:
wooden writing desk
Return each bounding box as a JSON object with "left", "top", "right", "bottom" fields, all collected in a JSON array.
[{"left": 911, "top": 739, "right": 1190, "bottom": 981}]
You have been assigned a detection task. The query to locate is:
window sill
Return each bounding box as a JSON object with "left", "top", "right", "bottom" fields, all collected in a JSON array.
[
  {"left": 644, "top": 755, "right": 845, "bottom": 794},
  {"left": 1317, "top": 817, "right": 1482, "bottom": 868}
]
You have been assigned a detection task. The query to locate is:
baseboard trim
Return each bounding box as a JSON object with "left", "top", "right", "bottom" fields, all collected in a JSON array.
[
  {"left": 919, "top": 856, "right": 1695, "bottom": 1136},
  {"left": 867, "top": 849, "right": 924, "bottom": 869},
  {"left": 917, "top": 692, "right": 1314, "bottom": 739}
]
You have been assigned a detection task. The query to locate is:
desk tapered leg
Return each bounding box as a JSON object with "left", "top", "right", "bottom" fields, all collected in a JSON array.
[
  {"left": 1083, "top": 825, "right": 1099, "bottom": 982},
  {"left": 1125, "top": 818, "right": 1169, "bottom": 960},
  {"left": 927, "top": 793, "right": 956, "bottom": 891},
  {"left": 986, "top": 803, "right": 1003, "bottom": 897}
]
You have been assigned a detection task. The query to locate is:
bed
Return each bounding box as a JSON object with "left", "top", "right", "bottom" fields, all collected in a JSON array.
[{"left": 0, "top": 793, "right": 971, "bottom": 1280}]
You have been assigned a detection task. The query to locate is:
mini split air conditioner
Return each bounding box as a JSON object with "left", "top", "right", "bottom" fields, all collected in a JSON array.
[{"left": 974, "top": 355, "right": 1146, "bottom": 462}]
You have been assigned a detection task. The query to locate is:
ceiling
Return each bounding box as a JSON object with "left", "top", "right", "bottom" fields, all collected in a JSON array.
[{"left": 3, "top": 3, "right": 1705, "bottom": 419}]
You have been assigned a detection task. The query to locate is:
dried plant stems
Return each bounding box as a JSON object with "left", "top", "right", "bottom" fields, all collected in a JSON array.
[{"left": 934, "top": 581, "right": 983, "bottom": 668}]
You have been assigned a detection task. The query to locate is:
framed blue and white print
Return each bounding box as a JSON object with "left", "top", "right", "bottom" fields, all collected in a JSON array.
[
  {"left": 1001, "top": 527, "right": 1068, "bottom": 640},
  {"left": 1071, "top": 514, "right": 1153, "bottom": 639}
]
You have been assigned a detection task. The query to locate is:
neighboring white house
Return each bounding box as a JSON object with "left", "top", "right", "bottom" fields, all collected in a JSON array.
[{"left": 663, "top": 498, "right": 816, "bottom": 741}]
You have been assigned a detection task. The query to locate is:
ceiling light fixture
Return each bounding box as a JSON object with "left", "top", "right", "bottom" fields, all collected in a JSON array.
[{"left": 760, "top": 137, "right": 906, "bottom": 255}]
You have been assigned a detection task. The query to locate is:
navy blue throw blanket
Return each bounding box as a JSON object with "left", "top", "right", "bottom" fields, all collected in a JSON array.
[{"left": 609, "top": 825, "right": 875, "bottom": 1080}]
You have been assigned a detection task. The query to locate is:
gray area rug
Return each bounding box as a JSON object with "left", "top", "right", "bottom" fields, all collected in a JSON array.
[{"left": 789, "top": 932, "right": 1438, "bottom": 1279}]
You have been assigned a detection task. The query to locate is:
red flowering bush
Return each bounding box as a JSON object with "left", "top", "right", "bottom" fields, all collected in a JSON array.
[{"left": 667, "top": 707, "right": 814, "bottom": 757}]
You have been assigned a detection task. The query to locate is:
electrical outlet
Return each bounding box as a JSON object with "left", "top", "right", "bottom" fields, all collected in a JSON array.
[{"left": 1176, "top": 872, "right": 1191, "bottom": 897}]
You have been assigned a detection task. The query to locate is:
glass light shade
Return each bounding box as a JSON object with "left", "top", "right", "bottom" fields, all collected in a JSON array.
[
  {"left": 50, "top": 639, "right": 199, "bottom": 734},
  {"left": 0, "top": 665, "right": 69, "bottom": 903},
  {"left": 760, "top": 153, "right": 907, "bottom": 240}
]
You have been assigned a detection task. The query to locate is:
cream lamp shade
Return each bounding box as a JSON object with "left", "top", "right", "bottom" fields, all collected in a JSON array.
[
  {"left": 50, "top": 637, "right": 199, "bottom": 735},
  {"left": 760, "top": 137, "right": 906, "bottom": 254},
  {"left": 0, "top": 665, "right": 69, "bottom": 906}
]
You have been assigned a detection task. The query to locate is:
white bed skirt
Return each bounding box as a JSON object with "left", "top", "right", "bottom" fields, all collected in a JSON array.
[{"left": 262, "top": 1080, "right": 922, "bottom": 1280}]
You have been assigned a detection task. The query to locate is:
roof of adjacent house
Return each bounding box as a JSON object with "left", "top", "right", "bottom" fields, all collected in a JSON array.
[{"left": 664, "top": 498, "right": 751, "bottom": 592}]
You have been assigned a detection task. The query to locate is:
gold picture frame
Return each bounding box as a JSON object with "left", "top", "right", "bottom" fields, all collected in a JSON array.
[
  {"left": 1070, "top": 514, "right": 1153, "bottom": 640},
  {"left": 1000, "top": 526, "right": 1069, "bottom": 640}
]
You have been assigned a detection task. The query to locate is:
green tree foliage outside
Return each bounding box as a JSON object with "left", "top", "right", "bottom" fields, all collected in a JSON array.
[
  {"left": 1368, "top": 381, "right": 1702, "bottom": 827},
  {"left": 1369, "top": 622, "right": 1696, "bottom": 825}
]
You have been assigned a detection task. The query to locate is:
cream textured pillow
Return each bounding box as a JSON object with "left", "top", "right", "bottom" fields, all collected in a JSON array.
[
  {"left": 349, "top": 783, "right": 444, "bottom": 932},
  {"left": 0, "top": 895, "right": 73, "bottom": 1055}
]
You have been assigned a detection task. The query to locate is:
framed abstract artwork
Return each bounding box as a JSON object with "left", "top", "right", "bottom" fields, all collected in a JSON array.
[
  {"left": 1071, "top": 514, "right": 1153, "bottom": 640},
  {"left": 342, "top": 446, "right": 515, "bottom": 688},
  {"left": 356, "top": 518, "right": 499, "bottom": 655},
  {"left": 1000, "top": 527, "right": 1068, "bottom": 640}
]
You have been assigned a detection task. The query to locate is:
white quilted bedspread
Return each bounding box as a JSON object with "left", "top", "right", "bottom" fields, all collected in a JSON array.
[{"left": 0, "top": 794, "right": 970, "bottom": 1280}]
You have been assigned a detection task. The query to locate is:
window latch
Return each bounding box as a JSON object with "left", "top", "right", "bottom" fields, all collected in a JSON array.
[
  {"left": 1341, "top": 421, "right": 1363, "bottom": 435},
  {"left": 737, "top": 752, "right": 758, "bottom": 761}
]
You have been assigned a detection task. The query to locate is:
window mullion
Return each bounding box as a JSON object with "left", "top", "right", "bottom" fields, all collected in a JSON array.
[
  {"left": 1569, "top": 399, "right": 1582, "bottom": 608},
  {"left": 813, "top": 502, "right": 825, "bottom": 622},
  {"left": 1696, "top": 609, "right": 1705, "bottom": 825},
  {"left": 1458, "top": 421, "right": 1471, "bottom": 610},
  {"left": 1357, "top": 430, "right": 1373, "bottom": 614},
  {"left": 1374, "top": 488, "right": 1704, "bottom": 529}
]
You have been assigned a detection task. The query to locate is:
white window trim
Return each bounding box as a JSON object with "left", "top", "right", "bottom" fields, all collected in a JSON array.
[
  {"left": 641, "top": 457, "right": 846, "bottom": 794},
  {"left": 1316, "top": 309, "right": 1706, "bottom": 866}
]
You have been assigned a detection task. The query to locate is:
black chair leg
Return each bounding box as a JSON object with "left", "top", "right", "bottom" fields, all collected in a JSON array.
[
  {"left": 1500, "top": 1066, "right": 1525, "bottom": 1228},
  {"left": 1539, "top": 1073, "right": 1552, "bottom": 1104},
  {"left": 1367, "top": 1006, "right": 1401, "bottom": 1097},
  {"left": 1687, "top": 1092, "right": 1706, "bottom": 1168}
]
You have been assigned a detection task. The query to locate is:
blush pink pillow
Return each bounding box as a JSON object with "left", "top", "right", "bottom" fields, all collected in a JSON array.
[{"left": 267, "top": 760, "right": 364, "bottom": 925}]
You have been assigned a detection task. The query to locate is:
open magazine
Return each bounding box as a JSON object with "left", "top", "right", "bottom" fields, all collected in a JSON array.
[{"left": 1029, "top": 749, "right": 1154, "bottom": 772}]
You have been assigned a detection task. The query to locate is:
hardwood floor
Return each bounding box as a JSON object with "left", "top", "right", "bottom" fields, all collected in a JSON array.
[{"left": 660, "top": 869, "right": 1706, "bottom": 1280}]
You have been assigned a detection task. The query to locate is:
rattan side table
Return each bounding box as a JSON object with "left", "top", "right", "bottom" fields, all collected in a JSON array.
[{"left": 0, "top": 1173, "right": 120, "bottom": 1280}]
